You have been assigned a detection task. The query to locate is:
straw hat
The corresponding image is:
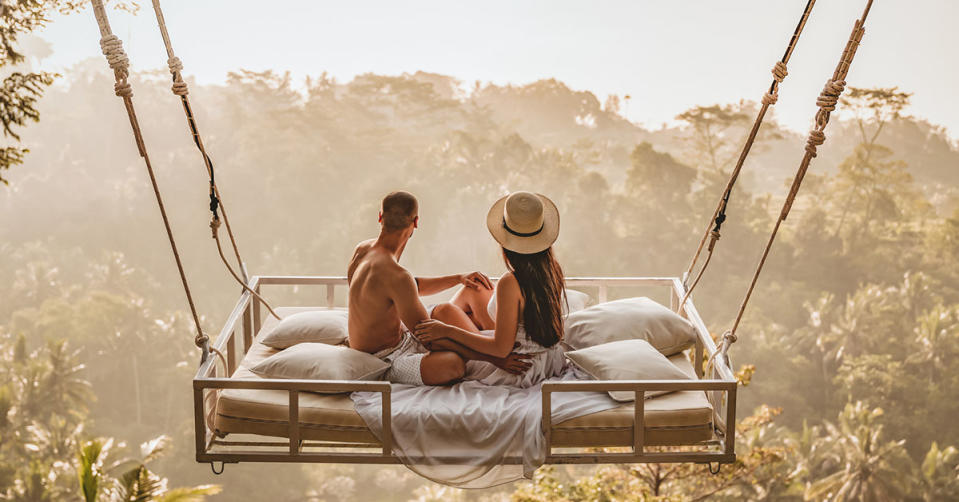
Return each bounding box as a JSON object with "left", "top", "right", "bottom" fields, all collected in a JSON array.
[{"left": 486, "top": 191, "right": 560, "bottom": 254}]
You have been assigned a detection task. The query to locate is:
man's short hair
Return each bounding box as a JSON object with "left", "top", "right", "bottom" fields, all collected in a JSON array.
[{"left": 381, "top": 191, "right": 418, "bottom": 232}]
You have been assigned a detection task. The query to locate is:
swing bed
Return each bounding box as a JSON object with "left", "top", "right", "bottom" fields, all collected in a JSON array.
[{"left": 87, "top": 0, "right": 876, "bottom": 473}]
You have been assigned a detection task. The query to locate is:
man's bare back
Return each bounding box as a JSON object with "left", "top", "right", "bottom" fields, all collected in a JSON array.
[{"left": 347, "top": 239, "right": 426, "bottom": 354}]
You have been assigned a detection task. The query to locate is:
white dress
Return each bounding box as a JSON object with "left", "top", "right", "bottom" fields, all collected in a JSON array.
[{"left": 465, "top": 293, "right": 567, "bottom": 388}]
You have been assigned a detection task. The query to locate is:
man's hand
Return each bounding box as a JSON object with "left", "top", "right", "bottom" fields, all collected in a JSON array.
[
  {"left": 458, "top": 271, "right": 493, "bottom": 290},
  {"left": 493, "top": 351, "right": 534, "bottom": 375}
]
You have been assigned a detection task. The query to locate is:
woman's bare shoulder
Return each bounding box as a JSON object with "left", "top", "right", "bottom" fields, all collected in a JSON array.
[{"left": 496, "top": 272, "right": 520, "bottom": 294}]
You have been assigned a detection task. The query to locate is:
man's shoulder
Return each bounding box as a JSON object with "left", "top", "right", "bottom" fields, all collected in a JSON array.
[
  {"left": 352, "top": 239, "right": 376, "bottom": 257},
  {"left": 356, "top": 247, "right": 410, "bottom": 280}
]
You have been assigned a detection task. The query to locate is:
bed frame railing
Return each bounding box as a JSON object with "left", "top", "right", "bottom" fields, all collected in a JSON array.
[{"left": 193, "top": 276, "right": 738, "bottom": 466}]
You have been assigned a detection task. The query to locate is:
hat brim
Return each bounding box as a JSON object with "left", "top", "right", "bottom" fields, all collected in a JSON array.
[{"left": 486, "top": 193, "right": 560, "bottom": 254}]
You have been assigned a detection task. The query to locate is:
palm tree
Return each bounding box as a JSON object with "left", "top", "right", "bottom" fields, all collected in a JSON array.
[
  {"left": 917, "top": 442, "right": 959, "bottom": 502},
  {"left": 806, "top": 402, "right": 914, "bottom": 501},
  {"left": 908, "top": 305, "right": 959, "bottom": 384},
  {"left": 42, "top": 339, "right": 94, "bottom": 419},
  {"left": 76, "top": 435, "right": 220, "bottom": 502}
]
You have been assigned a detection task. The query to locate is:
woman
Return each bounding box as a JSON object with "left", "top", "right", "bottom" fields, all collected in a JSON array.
[{"left": 414, "top": 191, "right": 567, "bottom": 387}]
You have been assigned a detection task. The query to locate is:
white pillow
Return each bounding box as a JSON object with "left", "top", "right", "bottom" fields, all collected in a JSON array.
[
  {"left": 259, "top": 310, "right": 349, "bottom": 349},
  {"left": 565, "top": 297, "right": 696, "bottom": 356},
  {"left": 565, "top": 289, "right": 591, "bottom": 315},
  {"left": 566, "top": 339, "right": 692, "bottom": 402},
  {"left": 249, "top": 343, "right": 389, "bottom": 391}
]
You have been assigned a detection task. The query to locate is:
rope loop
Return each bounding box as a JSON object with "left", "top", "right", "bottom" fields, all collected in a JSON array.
[
  {"left": 171, "top": 80, "right": 189, "bottom": 96},
  {"left": 210, "top": 217, "right": 222, "bottom": 239},
  {"left": 815, "top": 79, "right": 846, "bottom": 112},
  {"left": 707, "top": 230, "right": 721, "bottom": 252},
  {"left": 771, "top": 61, "right": 788, "bottom": 83},
  {"left": 167, "top": 56, "right": 184, "bottom": 74},
  {"left": 99, "top": 34, "right": 130, "bottom": 77},
  {"left": 723, "top": 330, "right": 738, "bottom": 345},
  {"left": 113, "top": 81, "right": 133, "bottom": 98},
  {"left": 761, "top": 91, "right": 778, "bottom": 106},
  {"left": 805, "top": 130, "right": 826, "bottom": 157}
]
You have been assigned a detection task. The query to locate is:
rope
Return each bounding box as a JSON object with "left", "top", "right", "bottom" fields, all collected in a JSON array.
[
  {"left": 722, "top": 0, "right": 874, "bottom": 361},
  {"left": 149, "top": 0, "right": 281, "bottom": 321},
  {"left": 91, "top": 0, "right": 211, "bottom": 362},
  {"left": 681, "top": 0, "right": 817, "bottom": 307},
  {"left": 212, "top": 219, "right": 283, "bottom": 320}
]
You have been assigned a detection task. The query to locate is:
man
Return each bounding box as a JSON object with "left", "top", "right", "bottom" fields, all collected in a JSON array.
[{"left": 348, "top": 191, "right": 531, "bottom": 385}]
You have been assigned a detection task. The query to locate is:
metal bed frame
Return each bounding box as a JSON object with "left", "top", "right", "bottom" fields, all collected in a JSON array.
[{"left": 193, "top": 276, "right": 738, "bottom": 467}]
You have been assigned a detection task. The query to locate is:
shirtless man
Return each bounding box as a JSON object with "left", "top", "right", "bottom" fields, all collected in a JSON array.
[{"left": 348, "top": 191, "right": 531, "bottom": 385}]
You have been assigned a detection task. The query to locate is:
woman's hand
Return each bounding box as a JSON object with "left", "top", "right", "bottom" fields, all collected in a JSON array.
[{"left": 413, "top": 319, "right": 456, "bottom": 344}]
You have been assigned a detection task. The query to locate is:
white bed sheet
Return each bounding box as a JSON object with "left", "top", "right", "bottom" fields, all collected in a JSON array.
[{"left": 351, "top": 365, "right": 619, "bottom": 488}]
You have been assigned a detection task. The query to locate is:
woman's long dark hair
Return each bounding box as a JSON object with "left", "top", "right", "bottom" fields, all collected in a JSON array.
[{"left": 503, "top": 247, "right": 566, "bottom": 348}]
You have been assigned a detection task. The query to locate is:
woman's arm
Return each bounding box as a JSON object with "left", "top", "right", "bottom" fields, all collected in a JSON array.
[{"left": 414, "top": 273, "right": 521, "bottom": 358}]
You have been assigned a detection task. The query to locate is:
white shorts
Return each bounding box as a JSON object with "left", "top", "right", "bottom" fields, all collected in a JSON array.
[{"left": 374, "top": 331, "right": 428, "bottom": 386}]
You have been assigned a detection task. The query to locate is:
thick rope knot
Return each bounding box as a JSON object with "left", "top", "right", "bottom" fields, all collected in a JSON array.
[
  {"left": 761, "top": 91, "right": 778, "bottom": 106},
  {"left": 172, "top": 80, "right": 189, "bottom": 96},
  {"left": 771, "top": 61, "right": 788, "bottom": 82},
  {"left": 815, "top": 79, "right": 846, "bottom": 112},
  {"left": 99, "top": 35, "right": 130, "bottom": 77},
  {"left": 195, "top": 332, "right": 209, "bottom": 347},
  {"left": 805, "top": 129, "right": 826, "bottom": 157},
  {"left": 114, "top": 81, "right": 133, "bottom": 98},
  {"left": 167, "top": 56, "right": 184, "bottom": 73}
]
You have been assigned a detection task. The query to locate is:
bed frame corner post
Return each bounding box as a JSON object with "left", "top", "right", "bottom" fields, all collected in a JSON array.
[
  {"left": 242, "top": 301, "right": 253, "bottom": 353},
  {"left": 289, "top": 390, "right": 300, "bottom": 455},
  {"left": 542, "top": 386, "right": 553, "bottom": 460},
  {"left": 252, "top": 281, "right": 262, "bottom": 334},
  {"left": 193, "top": 384, "right": 206, "bottom": 460},
  {"left": 381, "top": 387, "right": 392, "bottom": 457},
  {"left": 326, "top": 284, "right": 336, "bottom": 309},
  {"left": 724, "top": 385, "right": 737, "bottom": 457},
  {"left": 634, "top": 390, "right": 645, "bottom": 454}
]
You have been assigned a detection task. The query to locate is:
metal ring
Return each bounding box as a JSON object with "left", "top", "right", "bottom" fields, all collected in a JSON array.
[
  {"left": 708, "top": 462, "right": 722, "bottom": 475},
  {"left": 210, "top": 461, "right": 225, "bottom": 475}
]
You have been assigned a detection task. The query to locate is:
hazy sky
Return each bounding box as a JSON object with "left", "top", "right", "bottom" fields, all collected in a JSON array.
[{"left": 37, "top": 0, "right": 959, "bottom": 139}]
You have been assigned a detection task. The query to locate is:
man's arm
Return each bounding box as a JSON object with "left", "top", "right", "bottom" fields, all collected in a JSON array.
[
  {"left": 391, "top": 270, "right": 431, "bottom": 330},
  {"left": 415, "top": 272, "right": 493, "bottom": 296}
]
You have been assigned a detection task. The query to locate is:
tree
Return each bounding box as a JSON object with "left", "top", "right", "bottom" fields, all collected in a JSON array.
[
  {"left": 917, "top": 442, "right": 959, "bottom": 501},
  {"left": 675, "top": 104, "right": 750, "bottom": 182},
  {"left": 511, "top": 406, "right": 792, "bottom": 501},
  {"left": 806, "top": 402, "right": 914, "bottom": 502},
  {"left": 829, "top": 88, "right": 928, "bottom": 253},
  {"left": 76, "top": 435, "right": 220, "bottom": 501},
  {"left": 0, "top": 1, "right": 138, "bottom": 184}
]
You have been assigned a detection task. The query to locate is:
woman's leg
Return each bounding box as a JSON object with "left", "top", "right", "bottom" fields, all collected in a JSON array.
[
  {"left": 450, "top": 285, "right": 495, "bottom": 330},
  {"left": 430, "top": 302, "right": 480, "bottom": 333}
]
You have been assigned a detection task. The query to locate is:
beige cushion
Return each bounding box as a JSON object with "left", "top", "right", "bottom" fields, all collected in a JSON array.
[
  {"left": 566, "top": 339, "right": 692, "bottom": 402},
  {"left": 565, "top": 297, "right": 696, "bottom": 355},
  {"left": 565, "top": 289, "right": 591, "bottom": 315},
  {"left": 249, "top": 343, "right": 389, "bottom": 388},
  {"left": 258, "top": 310, "right": 349, "bottom": 349}
]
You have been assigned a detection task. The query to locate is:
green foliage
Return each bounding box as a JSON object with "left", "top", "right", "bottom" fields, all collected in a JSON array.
[
  {"left": 0, "top": 0, "right": 137, "bottom": 183},
  {"left": 805, "top": 402, "right": 914, "bottom": 502}
]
